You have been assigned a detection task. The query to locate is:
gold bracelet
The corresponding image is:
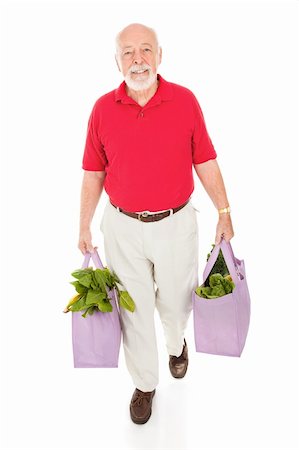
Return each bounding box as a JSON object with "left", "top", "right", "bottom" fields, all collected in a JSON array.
[{"left": 218, "top": 206, "right": 231, "bottom": 214}]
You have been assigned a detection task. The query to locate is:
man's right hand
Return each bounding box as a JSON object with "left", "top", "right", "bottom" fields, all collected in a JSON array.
[{"left": 78, "top": 229, "right": 95, "bottom": 255}]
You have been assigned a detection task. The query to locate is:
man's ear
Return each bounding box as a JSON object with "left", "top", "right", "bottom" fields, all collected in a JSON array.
[
  {"left": 115, "top": 54, "right": 121, "bottom": 72},
  {"left": 158, "top": 46, "right": 162, "bottom": 65}
]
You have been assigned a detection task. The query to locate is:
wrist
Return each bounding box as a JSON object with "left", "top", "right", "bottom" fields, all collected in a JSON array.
[
  {"left": 218, "top": 206, "right": 231, "bottom": 215},
  {"left": 80, "top": 227, "right": 91, "bottom": 234}
]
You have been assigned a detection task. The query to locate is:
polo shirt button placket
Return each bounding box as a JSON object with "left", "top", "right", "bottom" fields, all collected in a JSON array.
[{"left": 139, "top": 111, "right": 144, "bottom": 118}]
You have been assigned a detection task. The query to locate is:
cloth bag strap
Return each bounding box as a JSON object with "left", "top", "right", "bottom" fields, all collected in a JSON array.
[
  {"left": 81, "top": 249, "right": 104, "bottom": 269},
  {"left": 203, "top": 238, "right": 240, "bottom": 285}
]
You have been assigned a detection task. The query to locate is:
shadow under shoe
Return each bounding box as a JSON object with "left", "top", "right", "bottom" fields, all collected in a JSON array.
[
  {"left": 130, "top": 388, "right": 156, "bottom": 424},
  {"left": 169, "top": 338, "right": 188, "bottom": 378}
]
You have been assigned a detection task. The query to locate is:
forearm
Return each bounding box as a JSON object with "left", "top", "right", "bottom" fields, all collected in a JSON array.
[
  {"left": 193, "top": 159, "right": 230, "bottom": 210},
  {"left": 79, "top": 170, "right": 106, "bottom": 232}
]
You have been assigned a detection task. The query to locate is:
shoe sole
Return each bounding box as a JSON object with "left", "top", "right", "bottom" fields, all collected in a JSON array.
[{"left": 130, "top": 390, "right": 156, "bottom": 424}]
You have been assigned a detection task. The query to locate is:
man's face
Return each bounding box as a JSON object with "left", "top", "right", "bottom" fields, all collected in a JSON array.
[{"left": 115, "top": 27, "right": 162, "bottom": 91}]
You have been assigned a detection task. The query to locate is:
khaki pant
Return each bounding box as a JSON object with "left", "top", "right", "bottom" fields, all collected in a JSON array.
[{"left": 100, "top": 198, "right": 199, "bottom": 392}]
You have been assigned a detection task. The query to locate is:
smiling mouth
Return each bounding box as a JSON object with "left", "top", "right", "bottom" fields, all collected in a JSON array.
[{"left": 131, "top": 69, "right": 149, "bottom": 75}]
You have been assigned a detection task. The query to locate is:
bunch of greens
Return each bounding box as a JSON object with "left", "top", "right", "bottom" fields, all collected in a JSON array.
[
  {"left": 196, "top": 273, "right": 235, "bottom": 299},
  {"left": 195, "top": 244, "right": 235, "bottom": 299},
  {"left": 63, "top": 267, "right": 135, "bottom": 317}
]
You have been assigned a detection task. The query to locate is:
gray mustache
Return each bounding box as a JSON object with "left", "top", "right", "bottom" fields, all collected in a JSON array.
[{"left": 130, "top": 65, "right": 151, "bottom": 73}]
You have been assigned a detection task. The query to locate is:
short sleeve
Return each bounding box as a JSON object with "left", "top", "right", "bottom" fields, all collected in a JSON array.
[
  {"left": 191, "top": 95, "right": 217, "bottom": 164},
  {"left": 82, "top": 102, "right": 108, "bottom": 171}
]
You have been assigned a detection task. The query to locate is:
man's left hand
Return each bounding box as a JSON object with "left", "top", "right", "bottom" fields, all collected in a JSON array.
[{"left": 215, "top": 214, "right": 234, "bottom": 245}]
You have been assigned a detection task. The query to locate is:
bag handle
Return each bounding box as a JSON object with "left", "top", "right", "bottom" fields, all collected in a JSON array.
[
  {"left": 81, "top": 248, "right": 104, "bottom": 269},
  {"left": 203, "top": 238, "right": 240, "bottom": 285}
]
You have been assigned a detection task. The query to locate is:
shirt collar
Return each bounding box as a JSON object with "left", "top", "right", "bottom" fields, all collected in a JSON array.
[{"left": 114, "top": 74, "right": 173, "bottom": 105}]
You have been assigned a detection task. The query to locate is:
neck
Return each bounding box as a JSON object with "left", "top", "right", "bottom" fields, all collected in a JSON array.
[{"left": 126, "top": 78, "right": 159, "bottom": 107}]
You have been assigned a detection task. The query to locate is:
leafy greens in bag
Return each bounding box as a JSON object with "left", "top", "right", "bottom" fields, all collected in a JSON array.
[
  {"left": 196, "top": 273, "right": 235, "bottom": 299},
  {"left": 195, "top": 244, "right": 235, "bottom": 299},
  {"left": 63, "top": 267, "right": 135, "bottom": 317}
]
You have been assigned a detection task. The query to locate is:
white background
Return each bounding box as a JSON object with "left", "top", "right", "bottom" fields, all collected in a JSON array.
[{"left": 1, "top": 0, "right": 299, "bottom": 449}]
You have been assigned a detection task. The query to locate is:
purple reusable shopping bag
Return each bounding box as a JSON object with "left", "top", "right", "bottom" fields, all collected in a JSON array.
[
  {"left": 72, "top": 249, "right": 122, "bottom": 368},
  {"left": 192, "top": 238, "right": 251, "bottom": 357}
]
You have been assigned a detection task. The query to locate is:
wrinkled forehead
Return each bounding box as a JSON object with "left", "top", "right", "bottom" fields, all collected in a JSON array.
[{"left": 117, "top": 27, "right": 158, "bottom": 50}]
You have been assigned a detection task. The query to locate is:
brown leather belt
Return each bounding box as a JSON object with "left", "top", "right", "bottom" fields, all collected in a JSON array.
[{"left": 110, "top": 199, "right": 190, "bottom": 222}]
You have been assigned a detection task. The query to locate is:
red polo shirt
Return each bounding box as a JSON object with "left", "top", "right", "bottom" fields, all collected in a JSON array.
[{"left": 82, "top": 74, "right": 217, "bottom": 212}]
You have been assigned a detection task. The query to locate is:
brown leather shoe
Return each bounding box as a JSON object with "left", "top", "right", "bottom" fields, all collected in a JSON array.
[
  {"left": 130, "top": 388, "right": 156, "bottom": 424},
  {"left": 169, "top": 338, "right": 188, "bottom": 378}
]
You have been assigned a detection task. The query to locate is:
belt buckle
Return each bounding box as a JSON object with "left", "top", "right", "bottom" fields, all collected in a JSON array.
[{"left": 137, "top": 210, "right": 151, "bottom": 221}]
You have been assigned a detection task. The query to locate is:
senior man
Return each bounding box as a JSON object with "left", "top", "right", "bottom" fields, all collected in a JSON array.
[{"left": 78, "top": 23, "right": 234, "bottom": 424}]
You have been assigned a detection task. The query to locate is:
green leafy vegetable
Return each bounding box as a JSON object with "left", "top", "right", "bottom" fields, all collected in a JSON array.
[
  {"left": 204, "top": 245, "right": 229, "bottom": 286},
  {"left": 68, "top": 294, "right": 88, "bottom": 311},
  {"left": 70, "top": 281, "right": 88, "bottom": 294},
  {"left": 82, "top": 306, "right": 95, "bottom": 318},
  {"left": 119, "top": 290, "right": 135, "bottom": 312},
  {"left": 195, "top": 243, "right": 235, "bottom": 299},
  {"left": 196, "top": 273, "right": 235, "bottom": 299},
  {"left": 64, "top": 266, "right": 136, "bottom": 317},
  {"left": 85, "top": 289, "right": 106, "bottom": 306}
]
